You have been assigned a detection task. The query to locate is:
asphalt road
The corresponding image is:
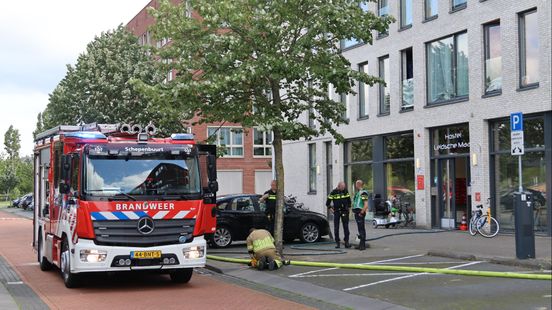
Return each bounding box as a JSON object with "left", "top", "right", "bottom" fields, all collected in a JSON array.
[
  {"left": 209, "top": 244, "right": 552, "bottom": 310},
  {"left": 0, "top": 209, "right": 314, "bottom": 310}
]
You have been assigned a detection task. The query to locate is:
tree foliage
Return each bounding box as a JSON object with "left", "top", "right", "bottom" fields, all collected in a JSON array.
[
  {"left": 4, "top": 125, "right": 21, "bottom": 160},
  {"left": 137, "top": 0, "right": 392, "bottom": 251},
  {"left": 41, "top": 25, "right": 185, "bottom": 136}
]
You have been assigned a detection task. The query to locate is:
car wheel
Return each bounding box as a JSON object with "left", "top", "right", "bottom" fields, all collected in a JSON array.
[
  {"left": 299, "top": 222, "right": 320, "bottom": 243},
  {"left": 38, "top": 231, "right": 52, "bottom": 271},
  {"left": 212, "top": 226, "right": 233, "bottom": 248},
  {"left": 60, "top": 238, "right": 80, "bottom": 288},
  {"left": 170, "top": 268, "right": 193, "bottom": 283},
  {"left": 372, "top": 220, "right": 378, "bottom": 228}
]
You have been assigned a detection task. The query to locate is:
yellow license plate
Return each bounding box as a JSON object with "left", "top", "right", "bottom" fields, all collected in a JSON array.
[{"left": 131, "top": 250, "right": 161, "bottom": 259}]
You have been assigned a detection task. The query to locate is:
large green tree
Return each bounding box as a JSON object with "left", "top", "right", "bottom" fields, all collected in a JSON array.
[
  {"left": 138, "top": 0, "right": 391, "bottom": 251},
  {"left": 41, "top": 25, "right": 185, "bottom": 136},
  {"left": 4, "top": 125, "right": 21, "bottom": 160}
]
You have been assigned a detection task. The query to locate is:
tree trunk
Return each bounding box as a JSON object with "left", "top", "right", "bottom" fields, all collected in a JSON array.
[
  {"left": 270, "top": 80, "right": 285, "bottom": 254},
  {"left": 272, "top": 129, "right": 285, "bottom": 254}
]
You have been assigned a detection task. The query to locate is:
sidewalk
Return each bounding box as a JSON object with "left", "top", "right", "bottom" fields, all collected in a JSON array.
[
  {"left": 330, "top": 219, "right": 552, "bottom": 269},
  {"left": 0, "top": 282, "right": 18, "bottom": 310}
]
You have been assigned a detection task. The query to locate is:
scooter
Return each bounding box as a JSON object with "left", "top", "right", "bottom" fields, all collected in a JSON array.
[{"left": 372, "top": 195, "right": 403, "bottom": 229}]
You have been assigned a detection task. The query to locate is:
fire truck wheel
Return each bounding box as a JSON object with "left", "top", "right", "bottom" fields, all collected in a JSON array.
[
  {"left": 60, "top": 238, "right": 80, "bottom": 288},
  {"left": 170, "top": 268, "right": 193, "bottom": 283},
  {"left": 37, "top": 232, "right": 52, "bottom": 271}
]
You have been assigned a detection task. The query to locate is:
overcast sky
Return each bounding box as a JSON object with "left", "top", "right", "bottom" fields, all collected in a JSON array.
[{"left": 0, "top": 0, "right": 151, "bottom": 157}]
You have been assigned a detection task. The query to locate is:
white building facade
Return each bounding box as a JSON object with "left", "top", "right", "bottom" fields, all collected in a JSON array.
[{"left": 283, "top": 0, "right": 552, "bottom": 235}]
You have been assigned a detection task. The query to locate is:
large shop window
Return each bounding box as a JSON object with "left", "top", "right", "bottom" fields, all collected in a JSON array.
[
  {"left": 427, "top": 32, "right": 469, "bottom": 104},
  {"left": 491, "top": 115, "right": 548, "bottom": 233},
  {"left": 385, "top": 134, "right": 415, "bottom": 210},
  {"left": 345, "top": 138, "right": 374, "bottom": 193}
]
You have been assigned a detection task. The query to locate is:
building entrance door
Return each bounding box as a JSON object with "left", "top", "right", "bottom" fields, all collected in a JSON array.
[{"left": 434, "top": 156, "right": 470, "bottom": 229}]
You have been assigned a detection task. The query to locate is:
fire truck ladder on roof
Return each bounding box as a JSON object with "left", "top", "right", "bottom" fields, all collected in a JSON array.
[{"left": 34, "top": 123, "right": 121, "bottom": 142}]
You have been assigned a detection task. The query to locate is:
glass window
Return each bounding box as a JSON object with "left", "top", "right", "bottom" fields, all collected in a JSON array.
[
  {"left": 340, "top": 93, "right": 349, "bottom": 120},
  {"left": 426, "top": 32, "right": 469, "bottom": 104},
  {"left": 308, "top": 144, "right": 317, "bottom": 192},
  {"left": 253, "top": 128, "right": 273, "bottom": 157},
  {"left": 425, "top": 0, "right": 438, "bottom": 19},
  {"left": 379, "top": 56, "right": 390, "bottom": 115},
  {"left": 484, "top": 22, "right": 502, "bottom": 94},
  {"left": 347, "top": 164, "right": 374, "bottom": 195},
  {"left": 386, "top": 161, "right": 415, "bottom": 207},
  {"left": 208, "top": 127, "right": 244, "bottom": 157},
  {"left": 386, "top": 134, "right": 414, "bottom": 159},
  {"left": 452, "top": 0, "right": 467, "bottom": 10},
  {"left": 307, "top": 80, "right": 315, "bottom": 128},
  {"left": 490, "top": 116, "right": 545, "bottom": 152},
  {"left": 400, "top": 0, "right": 413, "bottom": 28},
  {"left": 401, "top": 48, "right": 414, "bottom": 110},
  {"left": 358, "top": 62, "right": 369, "bottom": 118},
  {"left": 378, "top": 0, "right": 389, "bottom": 36},
  {"left": 494, "top": 151, "right": 547, "bottom": 232},
  {"left": 431, "top": 123, "right": 470, "bottom": 156},
  {"left": 341, "top": 3, "right": 369, "bottom": 49},
  {"left": 347, "top": 139, "right": 373, "bottom": 163},
  {"left": 84, "top": 154, "right": 201, "bottom": 196},
  {"left": 519, "top": 9, "right": 539, "bottom": 87}
]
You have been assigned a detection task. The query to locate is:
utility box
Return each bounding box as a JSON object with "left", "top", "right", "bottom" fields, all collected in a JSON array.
[{"left": 514, "top": 192, "right": 535, "bottom": 259}]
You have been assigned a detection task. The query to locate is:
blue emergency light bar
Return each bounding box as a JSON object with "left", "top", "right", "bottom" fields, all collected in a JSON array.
[
  {"left": 171, "top": 133, "right": 194, "bottom": 140},
  {"left": 64, "top": 131, "right": 107, "bottom": 140}
]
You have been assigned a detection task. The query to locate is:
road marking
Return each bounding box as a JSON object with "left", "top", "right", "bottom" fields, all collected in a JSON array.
[
  {"left": 343, "top": 261, "right": 482, "bottom": 291},
  {"left": 371, "top": 261, "right": 466, "bottom": 265},
  {"left": 6, "top": 281, "right": 24, "bottom": 285},
  {"left": 289, "top": 254, "right": 424, "bottom": 278}
]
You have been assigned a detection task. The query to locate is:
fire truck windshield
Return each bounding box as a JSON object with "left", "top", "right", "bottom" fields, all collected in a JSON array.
[{"left": 84, "top": 153, "right": 201, "bottom": 199}]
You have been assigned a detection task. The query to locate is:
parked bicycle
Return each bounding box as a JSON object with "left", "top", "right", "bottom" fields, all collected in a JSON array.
[{"left": 469, "top": 199, "right": 499, "bottom": 238}]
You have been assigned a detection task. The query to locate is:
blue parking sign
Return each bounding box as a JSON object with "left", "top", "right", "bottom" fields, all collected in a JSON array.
[{"left": 510, "top": 112, "right": 523, "bottom": 131}]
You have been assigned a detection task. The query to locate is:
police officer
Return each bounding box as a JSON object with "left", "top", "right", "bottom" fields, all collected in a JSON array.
[
  {"left": 352, "top": 180, "right": 370, "bottom": 251},
  {"left": 246, "top": 228, "right": 283, "bottom": 270},
  {"left": 260, "top": 180, "right": 277, "bottom": 234},
  {"left": 326, "top": 181, "right": 351, "bottom": 248}
]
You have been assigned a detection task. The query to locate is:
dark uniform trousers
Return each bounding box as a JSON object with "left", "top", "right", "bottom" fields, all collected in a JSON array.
[{"left": 326, "top": 190, "right": 351, "bottom": 243}]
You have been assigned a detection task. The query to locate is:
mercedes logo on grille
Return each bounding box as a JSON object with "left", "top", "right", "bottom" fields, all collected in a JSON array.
[{"left": 137, "top": 217, "right": 155, "bottom": 235}]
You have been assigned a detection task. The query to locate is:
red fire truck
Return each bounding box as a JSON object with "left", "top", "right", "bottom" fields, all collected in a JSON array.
[{"left": 32, "top": 123, "right": 218, "bottom": 288}]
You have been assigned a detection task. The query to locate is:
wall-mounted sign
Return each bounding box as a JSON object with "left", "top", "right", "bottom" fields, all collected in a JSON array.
[
  {"left": 431, "top": 124, "right": 470, "bottom": 156},
  {"left": 475, "top": 192, "right": 481, "bottom": 202}
]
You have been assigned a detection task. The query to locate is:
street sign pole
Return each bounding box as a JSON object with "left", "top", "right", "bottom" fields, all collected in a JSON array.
[{"left": 510, "top": 112, "right": 524, "bottom": 191}]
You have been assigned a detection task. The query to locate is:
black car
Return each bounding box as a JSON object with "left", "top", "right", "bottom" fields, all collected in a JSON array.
[
  {"left": 19, "top": 194, "right": 33, "bottom": 210},
  {"left": 209, "top": 194, "right": 330, "bottom": 248}
]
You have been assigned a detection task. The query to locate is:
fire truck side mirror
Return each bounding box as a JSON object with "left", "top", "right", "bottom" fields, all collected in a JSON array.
[{"left": 207, "top": 154, "right": 217, "bottom": 182}]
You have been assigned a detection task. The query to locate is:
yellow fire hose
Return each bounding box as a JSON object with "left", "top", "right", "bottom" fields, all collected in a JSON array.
[{"left": 207, "top": 255, "right": 552, "bottom": 281}]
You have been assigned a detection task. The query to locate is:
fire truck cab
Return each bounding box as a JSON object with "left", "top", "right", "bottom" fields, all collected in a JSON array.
[{"left": 32, "top": 123, "right": 218, "bottom": 288}]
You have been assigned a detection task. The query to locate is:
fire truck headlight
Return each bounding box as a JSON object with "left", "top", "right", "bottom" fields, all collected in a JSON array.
[
  {"left": 80, "top": 249, "right": 107, "bottom": 263},
  {"left": 183, "top": 246, "right": 204, "bottom": 259}
]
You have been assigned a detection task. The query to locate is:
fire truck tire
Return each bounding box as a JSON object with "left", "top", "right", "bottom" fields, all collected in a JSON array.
[
  {"left": 60, "top": 238, "right": 80, "bottom": 288},
  {"left": 170, "top": 268, "right": 193, "bottom": 283},
  {"left": 37, "top": 231, "right": 52, "bottom": 271}
]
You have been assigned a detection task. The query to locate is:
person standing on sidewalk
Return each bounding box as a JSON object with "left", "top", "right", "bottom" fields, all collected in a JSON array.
[
  {"left": 326, "top": 181, "right": 351, "bottom": 249},
  {"left": 260, "top": 180, "right": 277, "bottom": 234},
  {"left": 353, "top": 180, "right": 370, "bottom": 251}
]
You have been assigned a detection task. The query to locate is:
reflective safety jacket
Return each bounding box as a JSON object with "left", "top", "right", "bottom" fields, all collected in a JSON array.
[
  {"left": 263, "top": 189, "right": 277, "bottom": 216},
  {"left": 353, "top": 189, "right": 370, "bottom": 210},
  {"left": 326, "top": 188, "right": 351, "bottom": 212},
  {"left": 246, "top": 229, "right": 276, "bottom": 253}
]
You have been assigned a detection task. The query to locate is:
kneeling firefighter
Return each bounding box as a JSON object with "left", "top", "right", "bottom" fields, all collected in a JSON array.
[{"left": 246, "top": 228, "right": 283, "bottom": 270}]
